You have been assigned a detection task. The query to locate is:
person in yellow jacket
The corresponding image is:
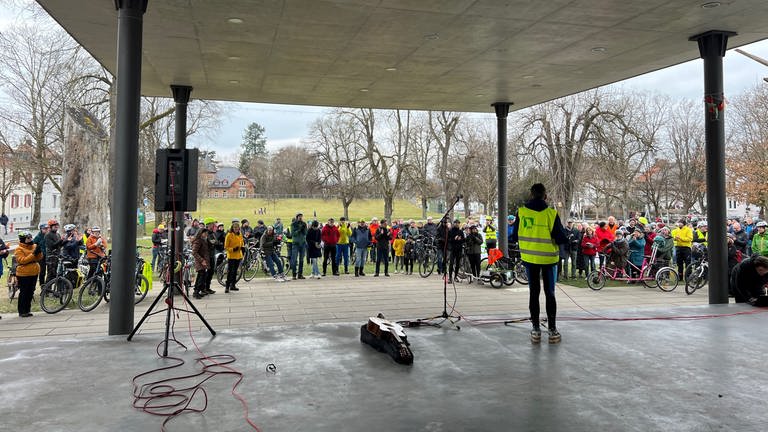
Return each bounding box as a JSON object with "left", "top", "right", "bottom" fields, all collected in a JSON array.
[
  {"left": 15, "top": 231, "right": 43, "bottom": 317},
  {"left": 224, "top": 220, "right": 244, "bottom": 293},
  {"left": 392, "top": 232, "right": 406, "bottom": 274},
  {"left": 671, "top": 218, "right": 694, "bottom": 278},
  {"left": 510, "top": 183, "right": 569, "bottom": 344},
  {"left": 336, "top": 216, "right": 353, "bottom": 274},
  {"left": 483, "top": 217, "right": 497, "bottom": 251}
]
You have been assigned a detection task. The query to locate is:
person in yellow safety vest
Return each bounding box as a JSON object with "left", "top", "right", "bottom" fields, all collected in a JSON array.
[
  {"left": 671, "top": 218, "right": 694, "bottom": 278},
  {"left": 483, "top": 217, "right": 497, "bottom": 251},
  {"left": 509, "top": 183, "right": 569, "bottom": 345},
  {"left": 693, "top": 221, "right": 708, "bottom": 247}
]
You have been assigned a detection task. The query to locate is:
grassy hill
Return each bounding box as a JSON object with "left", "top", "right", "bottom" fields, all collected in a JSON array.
[{"left": 182, "top": 198, "right": 442, "bottom": 226}]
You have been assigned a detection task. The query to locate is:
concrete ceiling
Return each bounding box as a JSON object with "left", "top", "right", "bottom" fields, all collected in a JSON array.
[{"left": 37, "top": 0, "right": 768, "bottom": 112}]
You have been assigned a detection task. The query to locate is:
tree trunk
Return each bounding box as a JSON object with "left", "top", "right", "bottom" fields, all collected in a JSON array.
[
  {"left": 31, "top": 176, "right": 45, "bottom": 226},
  {"left": 62, "top": 107, "right": 110, "bottom": 231},
  {"left": 342, "top": 197, "right": 352, "bottom": 220},
  {"left": 421, "top": 197, "right": 427, "bottom": 219},
  {"left": 384, "top": 195, "right": 394, "bottom": 222}
]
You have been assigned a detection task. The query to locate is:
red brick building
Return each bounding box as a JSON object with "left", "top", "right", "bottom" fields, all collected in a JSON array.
[{"left": 202, "top": 164, "right": 257, "bottom": 199}]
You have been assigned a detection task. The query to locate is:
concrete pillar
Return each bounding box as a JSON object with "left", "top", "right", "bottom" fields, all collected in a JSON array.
[
  {"left": 689, "top": 30, "right": 737, "bottom": 305},
  {"left": 109, "top": 0, "right": 148, "bottom": 335},
  {"left": 492, "top": 102, "right": 512, "bottom": 255}
]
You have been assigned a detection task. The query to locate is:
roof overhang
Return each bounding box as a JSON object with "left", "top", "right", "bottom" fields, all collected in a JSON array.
[{"left": 36, "top": 0, "right": 768, "bottom": 112}]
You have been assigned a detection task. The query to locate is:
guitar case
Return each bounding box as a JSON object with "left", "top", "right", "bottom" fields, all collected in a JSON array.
[{"left": 360, "top": 316, "right": 414, "bottom": 365}]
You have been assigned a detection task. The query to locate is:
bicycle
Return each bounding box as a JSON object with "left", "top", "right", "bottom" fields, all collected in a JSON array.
[
  {"left": 40, "top": 254, "right": 83, "bottom": 314},
  {"left": 685, "top": 245, "right": 708, "bottom": 295},
  {"left": 77, "top": 256, "right": 108, "bottom": 312},
  {"left": 102, "top": 250, "right": 150, "bottom": 305},
  {"left": 587, "top": 244, "right": 679, "bottom": 292},
  {"left": 7, "top": 256, "right": 18, "bottom": 302},
  {"left": 480, "top": 246, "right": 528, "bottom": 287},
  {"left": 414, "top": 235, "right": 437, "bottom": 278}
]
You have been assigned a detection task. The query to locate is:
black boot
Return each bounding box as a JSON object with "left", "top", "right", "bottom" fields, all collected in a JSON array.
[{"left": 354, "top": 267, "right": 359, "bottom": 277}]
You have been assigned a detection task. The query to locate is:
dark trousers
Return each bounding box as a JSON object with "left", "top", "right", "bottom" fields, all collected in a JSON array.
[
  {"left": 226, "top": 258, "right": 240, "bottom": 288},
  {"left": 46, "top": 256, "right": 58, "bottom": 283},
  {"left": 322, "top": 244, "right": 338, "bottom": 275},
  {"left": 486, "top": 240, "right": 497, "bottom": 251},
  {"left": 468, "top": 253, "right": 481, "bottom": 277},
  {"left": 404, "top": 256, "right": 413, "bottom": 273},
  {"left": 448, "top": 249, "right": 462, "bottom": 280},
  {"left": 88, "top": 259, "right": 100, "bottom": 279},
  {"left": 195, "top": 268, "right": 209, "bottom": 294},
  {"left": 676, "top": 246, "right": 691, "bottom": 278},
  {"left": 375, "top": 247, "right": 389, "bottom": 275},
  {"left": 525, "top": 263, "right": 558, "bottom": 330},
  {"left": 17, "top": 275, "right": 37, "bottom": 315},
  {"left": 38, "top": 259, "right": 47, "bottom": 287}
]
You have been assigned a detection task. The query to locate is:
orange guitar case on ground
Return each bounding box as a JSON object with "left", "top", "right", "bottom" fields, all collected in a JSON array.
[{"left": 360, "top": 314, "right": 414, "bottom": 365}]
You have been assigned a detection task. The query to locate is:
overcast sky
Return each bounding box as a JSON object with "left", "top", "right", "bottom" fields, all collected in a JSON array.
[
  {"left": 198, "top": 38, "right": 768, "bottom": 159},
  {"left": 2, "top": 3, "right": 768, "bottom": 160}
]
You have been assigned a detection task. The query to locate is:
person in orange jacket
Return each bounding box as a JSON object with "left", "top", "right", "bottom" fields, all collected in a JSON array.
[
  {"left": 15, "top": 230, "right": 43, "bottom": 317},
  {"left": 85, "top": 226, "right": 108, "bottom": 278}
]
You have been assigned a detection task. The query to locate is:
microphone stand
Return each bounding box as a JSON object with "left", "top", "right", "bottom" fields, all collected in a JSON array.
[{"left": 421, "top": 195, "right": 463, "bottom": 331}]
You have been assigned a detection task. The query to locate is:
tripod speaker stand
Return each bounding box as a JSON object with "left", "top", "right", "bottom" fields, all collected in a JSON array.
[
  {"left": 421, "top": 195, "right": 464, "bottom": 330},
  {"left": 127, "top": 149, "right": 215, "bottom": 356}
]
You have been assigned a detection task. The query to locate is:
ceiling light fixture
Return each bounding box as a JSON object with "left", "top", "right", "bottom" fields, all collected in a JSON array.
[
  {"left": 227, "top": 17, "right": 244, "bottom": 24},
  {"left": 531, "top": 84, "right": 542, "bottom": 88},
  {"left": 228, "top": 56, "right": 241, "bottom": 61},
  {"left": 475, "top": 93, "right": 484, "bottom": 97},
  {"left": 591, "top": 46, "right": 607, "bottom": 53},
  {"left": 359, "top": 88, "right": 369, "bottom": 92},
  {"left": 522, "top": 75, "right": 535, "bottom": 79},
  {"left": 385, "top": 67, "right": 397, "bottom": 72},
  {"left": 701, "top": 2, "right": 721, "bottom": 8},
  {"left": 229, "top": 80, "right": 240, "bottom": 84},
  {"left": 423, "top": 33, "right": 440, "bottom": 40}
]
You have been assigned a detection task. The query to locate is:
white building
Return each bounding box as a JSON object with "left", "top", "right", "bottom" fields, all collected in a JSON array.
[{"left": 4, "top": 176, "right": 61, "bottom": 231}]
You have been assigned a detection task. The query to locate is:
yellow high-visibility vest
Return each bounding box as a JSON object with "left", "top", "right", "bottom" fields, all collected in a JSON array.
[
  {"left": 483, "top": 225, "right": 496, "bottom": 240},
  {"left": 517, "top": 207, "right": 559, "bottom": 265}
]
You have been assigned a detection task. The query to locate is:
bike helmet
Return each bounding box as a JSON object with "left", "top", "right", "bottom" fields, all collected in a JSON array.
[
  {"left": 756, "top": 221, "right": 768, "bottom": 228},
  {"left": 697, "top": 221, "right": 708, "bottom": 228},
  {"left": 507, "top": 215, "right": 516, "bottom": 221},
  {"left": 64, "top": 224, "right": 76, "bottom": 232},
  {"left": 39, "top": 223, "right": 48, "bottom": 230},
  {"left": 92, "top": 226, "right": 101, "bottom": 232},
  {"left": 203, "top": 217, "right": 216, "bottom": 225},
  {"left": 157, "top": 224, "right": 165, "bottom": 230},
  {"left": 48, "top": 218, "right": 58, "bottom": 227},
  {"left": 18, "top": 230, "right": 32, "bottom": 241}
]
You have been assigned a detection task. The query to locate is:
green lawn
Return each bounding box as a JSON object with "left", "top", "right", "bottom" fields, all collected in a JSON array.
[{"left": 180, "top": 198, "right": 441, "bottom": 226}]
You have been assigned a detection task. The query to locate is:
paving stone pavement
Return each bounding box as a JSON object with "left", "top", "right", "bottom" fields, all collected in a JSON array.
[{"left": 0, "top": 273, "right": 715, "bottom": 340}]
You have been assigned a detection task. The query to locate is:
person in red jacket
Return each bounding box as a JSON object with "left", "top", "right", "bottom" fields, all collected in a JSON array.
[
  {"left": 594, "top": 221, "right": 615, "bottom": 268},
  {"left": 580, "top": 226, "right": 599, "bottom": 276},
  {"left": 368, "top": 217, "right": 380, "bottom": 264},
  {"left": 321, "top": 218, "right": 340, "bottom": 276},
  {"left": 642, "top": 223, "right": 656, "bottom": 257}
]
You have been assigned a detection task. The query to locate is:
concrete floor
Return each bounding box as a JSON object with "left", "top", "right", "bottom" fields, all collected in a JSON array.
[{"left": 2, "top": 303, "right": 767, "bottom": 432}]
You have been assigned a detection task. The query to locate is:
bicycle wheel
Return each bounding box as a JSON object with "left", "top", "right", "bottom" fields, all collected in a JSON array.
[
  {"left": 77, "top": 276, "right": 104, "bottom": 312},
  {"left": 418, "top": 255, "right": 434, "bottom": 278},
  {"left": 135, "top": 274, "right": 150, "bottom": 304},
  {"left": 685, "top": 271, "right": 701, "bottom": 295},
  {"left": 696, "top": 265, "right": 708, "bottom": 289},
  {"left": 242, "top": 256, "right": 259, "bottom": 281},
  {"left": 480, "top": 257, "right": 489, "bottom": 270},
  {"left": 489, "top": 273, "right": 503, "bottom": 289},
  {"left": 41, "top": 277, "right": 73, "bottom": 314},
  {"left": 586, "top": 270, "right": 605, "bottom": 291},
  {"left": 514, "top": 261, "right": 528, "bottom": 285},
  {"left": 216, "top": 261, "right": 227, "bottom": 286},
  {"left": 655, "top": 267, "right": 679, "bottom": 292},
  {"left": 640, "top": 265, "right": 656, "bottom": 289},
  {"left": 8, "top": 279, "right": 18, "bottom": 302}
]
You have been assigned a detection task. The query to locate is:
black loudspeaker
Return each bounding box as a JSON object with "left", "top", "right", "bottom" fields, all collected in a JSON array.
[{"left": 155, "top": 148, "right": 198, "bottom": 212}]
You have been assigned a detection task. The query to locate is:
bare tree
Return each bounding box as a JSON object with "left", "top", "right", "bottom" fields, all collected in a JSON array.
[
  {"left": 727, "top": 84, "right": 768, "bottom": 217},
  {"left": 666, "top": 99, "right": 706, "bottom": 213},
  {"left": 428, "top": 111, "right": 461, "bottom": 213},
  {"left": 0, "top": 23, "right": 82, "bottom": 225},
  {"left": 309, "top": 110, "right": 370, "bottom": 219},
  {"left": 402, "top": 113, "right": 439, "bottom": 218},
  {"left": 459, "top": 120, "right": 498, "bottom": 216},
  {"left": 346, "top": 108, "right": 411, "bottom": 221},
  {"left": 517, "top": 90, "right": 633, "bottom": 217},
  {"left": 269, "top": 145, "right": 321, "bottom": 195}
]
